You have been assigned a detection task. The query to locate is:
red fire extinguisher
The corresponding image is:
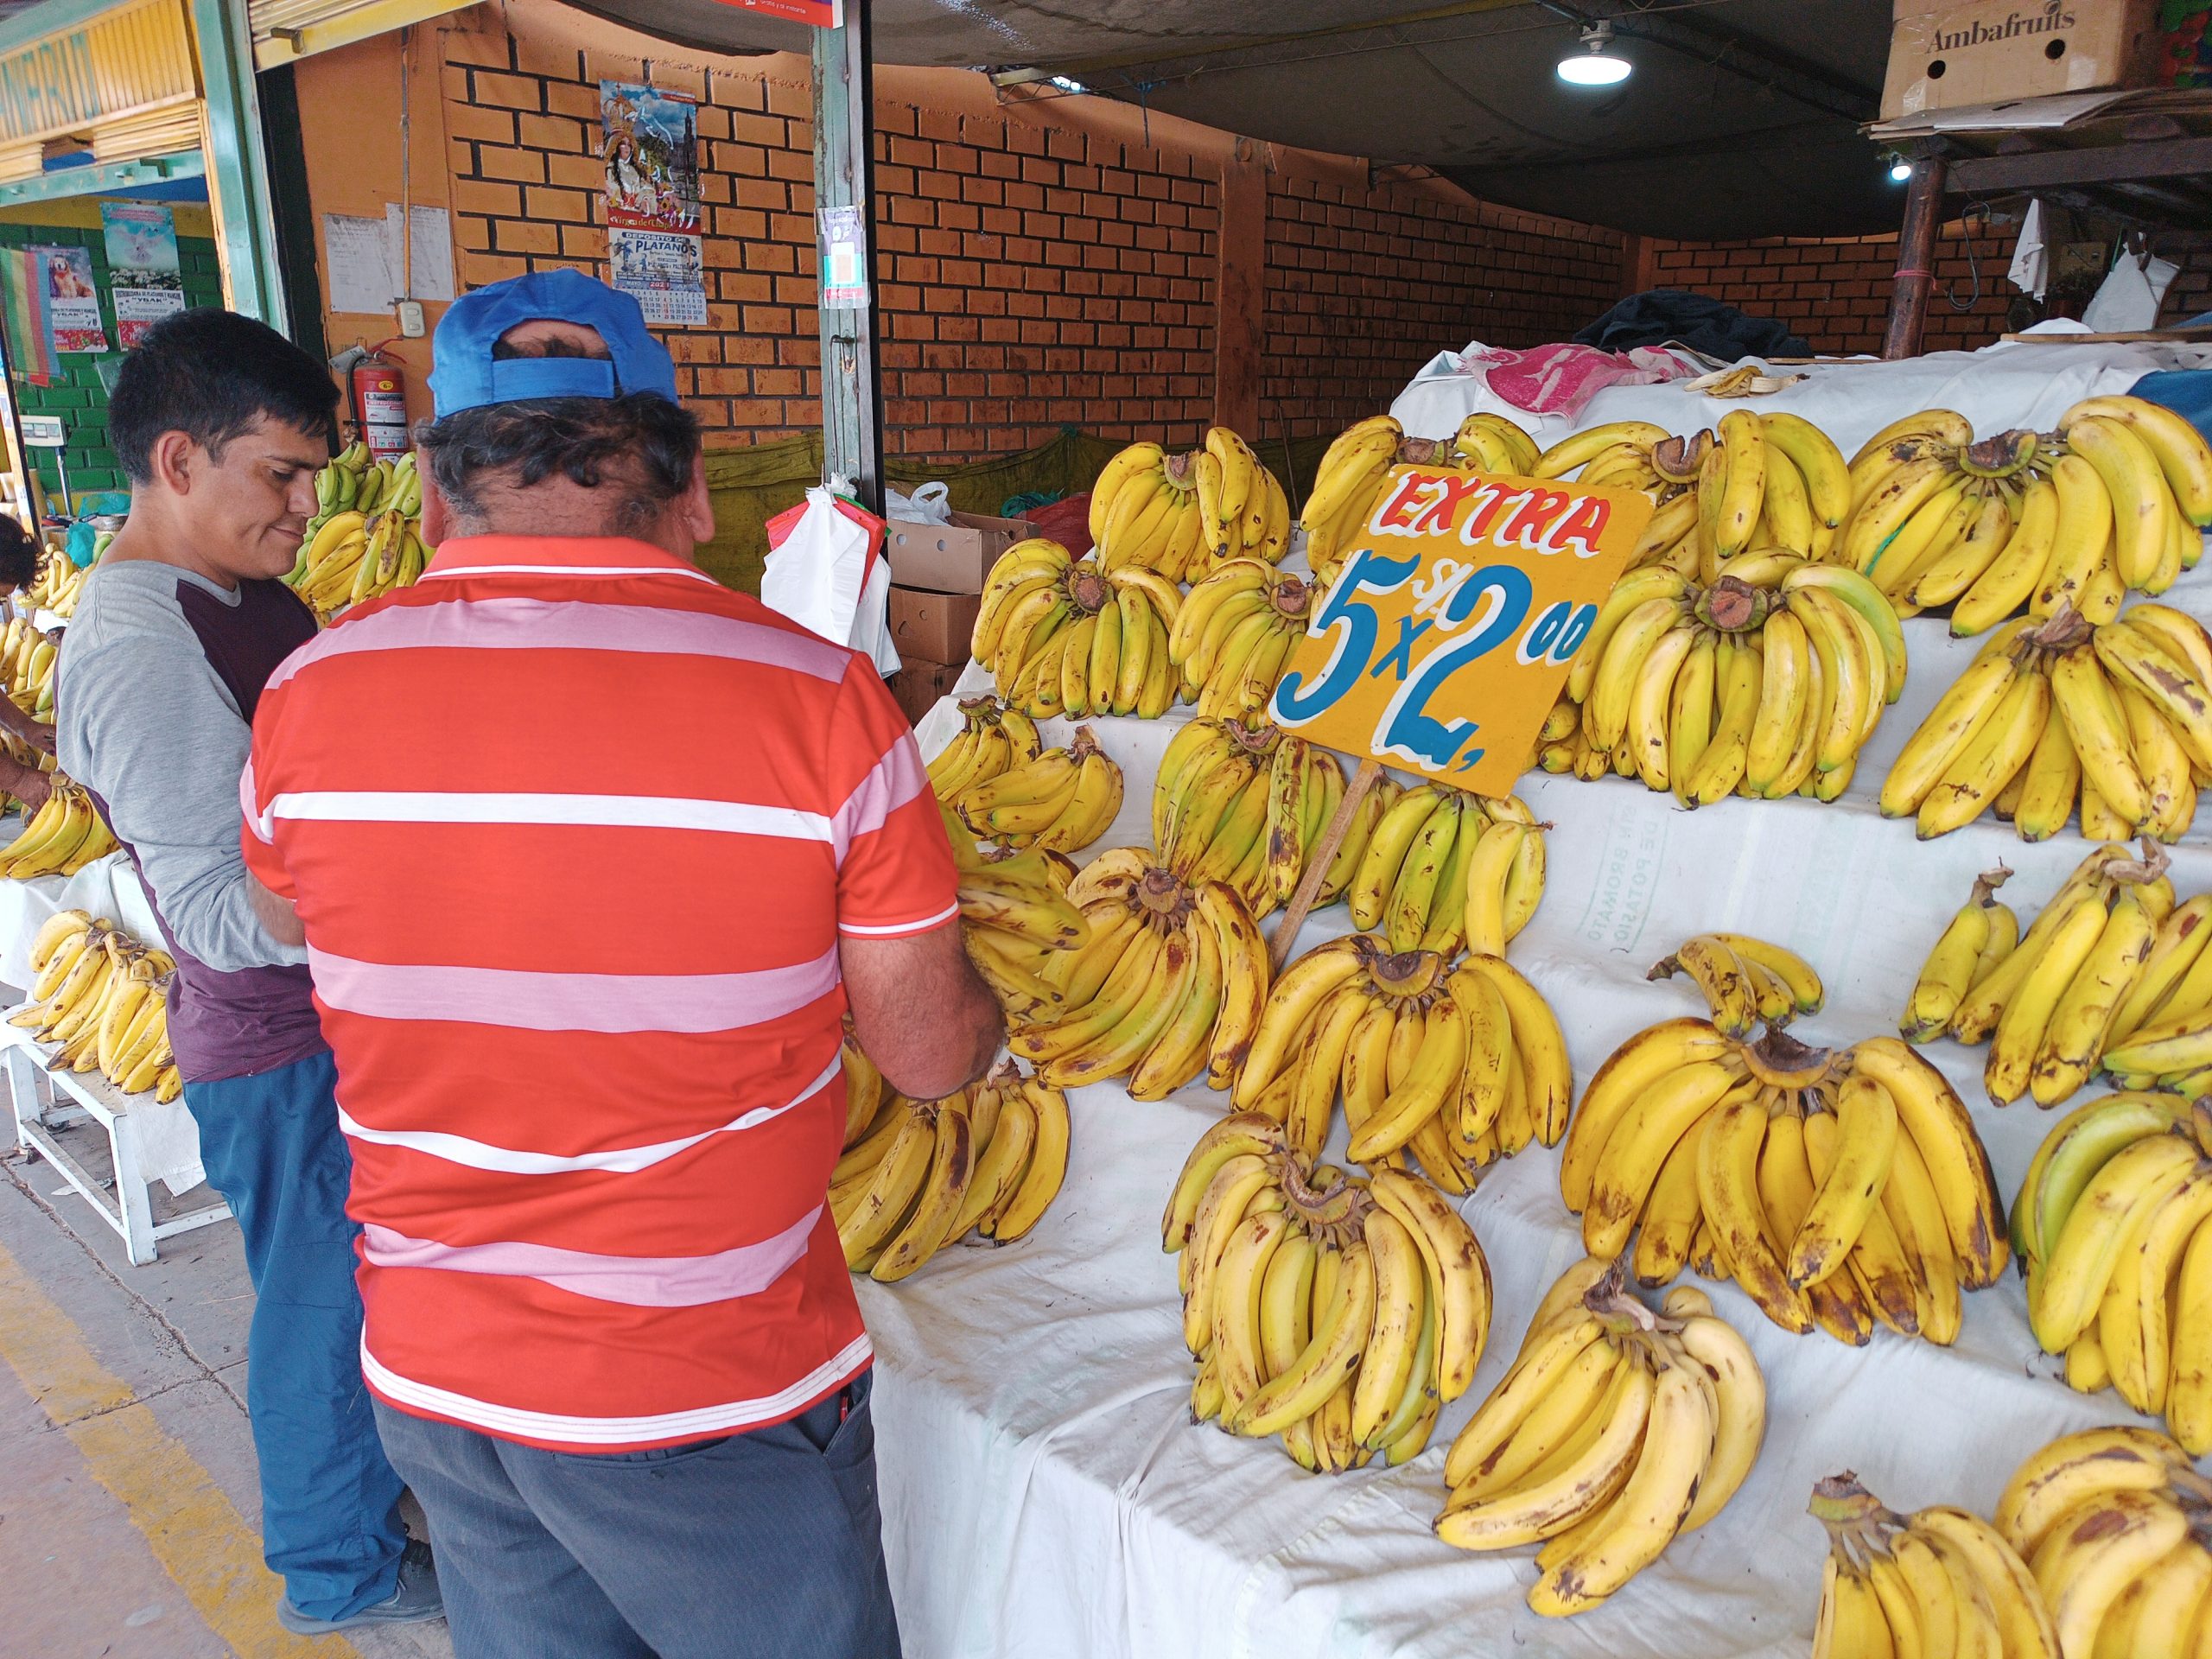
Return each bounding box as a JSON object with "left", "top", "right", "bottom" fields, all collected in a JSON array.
[{"left": 350, "top": 340, "right": 410, "bottom": 459}]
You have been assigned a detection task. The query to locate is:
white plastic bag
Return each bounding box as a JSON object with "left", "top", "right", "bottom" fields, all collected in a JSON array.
[
  {"left": 884, "top": 480, "right": 952, "bottom": 524},
  {"left": 2082, "top": 250, "right": 2180, "bottom": 333},
  {"left": 760, "top": 486, "right": 876, "bottom": 649},
  {"left": 852, "top": 554, "right": 901, "bottom": 676}
]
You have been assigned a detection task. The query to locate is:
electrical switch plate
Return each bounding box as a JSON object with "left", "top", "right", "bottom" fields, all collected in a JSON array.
[{"left": 396, "top": 300, "right": 426, "bottom": 338}]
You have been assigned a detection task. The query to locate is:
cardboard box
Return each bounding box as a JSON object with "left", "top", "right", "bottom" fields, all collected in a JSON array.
[
  {"left": 884, "top": 510, "right": 1034, "bottom": 594},
  {"left": 890, "top": 586, "right": 982, "bottom": 665},
  {"left": 1882, "top": 0, "right": 2161, "bottom": 118},
  {"left": 887, "top": 658, "right": 963, "bottom": 728}
]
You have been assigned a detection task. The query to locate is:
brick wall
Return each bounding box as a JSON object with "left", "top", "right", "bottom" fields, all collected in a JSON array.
[
  {"left": 1641, "top": 223, "right": 2016, "bottom": 356},
  {"left": 438, "top": 29, "right": 1218, "bottom": 462},
  {"left": 1263, "top": 175, "right": 1626, "bottom": 439},
  {"left": 0, "top": 210, "right": 223, "bottom": 499}
]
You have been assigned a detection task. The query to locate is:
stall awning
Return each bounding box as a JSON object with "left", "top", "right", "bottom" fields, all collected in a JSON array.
[
  {"left": 569, "top": 0, "right": 1900, "bottom": 241},
  {"left": 249, "top": 0, "right": 474, "bottom": 67}
]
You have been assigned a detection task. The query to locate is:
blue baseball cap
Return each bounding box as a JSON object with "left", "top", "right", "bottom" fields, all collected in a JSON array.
[{"left": 427, "top": 270, "right": 679, "bottom": 417}]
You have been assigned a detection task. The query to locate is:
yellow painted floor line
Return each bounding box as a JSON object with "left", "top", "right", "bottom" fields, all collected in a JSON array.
[{"left": 0, "top": 1237, "right": 361, "bottom": 1658}]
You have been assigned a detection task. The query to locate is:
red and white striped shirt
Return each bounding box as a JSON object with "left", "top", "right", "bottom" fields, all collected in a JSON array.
[{"left": 241, "top": 534, "right": 957, "bottom": 1452}]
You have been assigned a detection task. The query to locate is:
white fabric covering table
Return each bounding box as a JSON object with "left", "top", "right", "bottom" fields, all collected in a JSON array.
[{"left": 866, "top": 343, "right": 2212, "bottom": 1658}]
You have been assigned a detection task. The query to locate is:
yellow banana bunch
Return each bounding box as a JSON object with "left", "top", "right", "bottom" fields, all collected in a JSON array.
[
  {"left": 22, "top": 546, "right": 82, "bottom": 615},
  {"left": 1845, "top": 417, "right": 2052, "bottom": 623},
  {"left": 5, "top": 619, "right": 60, "bottom": 716},
  {"left": 1344, "top": 784, "right": 1544, "bottom": 957},
  {"left": 1151, "top": 715, "right": 1363, "bottom": 919},
  {"left": 1089, "top": 440, "right": 1211, "bottom": 581},
  {"left": 2007, "top": 1096, "right": 2212, "bottom": 1455},
  {"left": 1563, "top": 1010, "right": 2007, "bottom": 1343},
  {"left": 1436, "top": 1261, "right": 1763, "bottom": 1617},
  {"left": 1993, "top": 1426, "right": 2212, "bottom": 1658},
  {"left": 1557, "top": 556, "right": 1904, "bottom": 804},
  {"left": 13, "top": 910, "right": 179, "bottom": 1099},
  {"left": 1808, "top": 1472, "right": 2059, "bottom": 1659},
  {"left": 1845, "top": 396, "right": 2210, "bottom": 634},
  {"left": 1536, "top": 412, "right": 1851, "bottom": 576},
  {"left": 1899, "top": 842, "right": 2179, "bottom": 1109},
  {"left": 942, "top": 810, "right": 1088, "bottom": 1023},
  {"left": 1162, "top": 1114, "right": 1491, "bottom": 1472},
  {"left": 1296, "top": 415, "right": 1404, "bottom": 584},
  {"left": 289, "top": 448, "right": 432, "bottom": 620},
  {"left": 924, "top": 696, "right": 1043, "bottom": 801},
  {"left": 1166, "top": 558, "right": 1316, "bottom": 718},
  {"left": 969, "top": 540, "right": 1185, "bottom": 719},
  {"left": 1010, "top": 855, "right": 1268, "bottom": 1101},
  {"left": 1297, "top": 412, "right": 1543, "bottom": 584},
  {"left": 1187, "top": 426, "right": 1289, "bottom": 582},
  {"left": 1229, "top": 932, "right": 1570, "bottom": 1189},
  {"left": 1647, "top": 931, "right": 1823, "bottom": 1039},
  {"left": 1881, "top": 602, "right": 2212, "bottom": 843},
  {"left": 950, "top": 724, "right": 1122, "bottom": 854},
  {"left": 0, "top": 779, "right": 118, "bottom": 879},
  {"left": 832, "top": 1057, "right": 1071, "bottom": 1279}
]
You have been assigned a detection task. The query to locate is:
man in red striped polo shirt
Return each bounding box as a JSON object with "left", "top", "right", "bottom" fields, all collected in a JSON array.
[{"left": 238, "top": 270, "right": 1001, "bottom": 1659}]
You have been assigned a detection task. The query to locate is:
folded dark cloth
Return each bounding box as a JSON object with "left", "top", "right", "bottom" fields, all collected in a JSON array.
[{"left": 1575, "top": 289, "right": 1811, "bottom": 360}]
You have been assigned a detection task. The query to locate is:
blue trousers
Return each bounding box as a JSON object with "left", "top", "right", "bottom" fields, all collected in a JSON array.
[
  {"left": 372, "top": 1371, "right": 900, "bottom": 1659},
  {"left": 184, "top": 1049, "right": 407, "bottom": 1620}
]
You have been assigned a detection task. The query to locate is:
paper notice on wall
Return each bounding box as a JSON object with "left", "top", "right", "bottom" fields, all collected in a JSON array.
[
  {"left": 100, "top": 203, "right": 184, "bottom": 348},
  {"left": 323, "top": 213, "right": 397, "bottom": 315},
  {"left": 383, "top": 204, "right": 454, "bottom": 302},
  {"left": 323, "top": 208, "right": 454, "bottom": 315}
]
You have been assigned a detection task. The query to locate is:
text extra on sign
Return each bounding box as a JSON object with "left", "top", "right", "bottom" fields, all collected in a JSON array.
[{"left": 1270, "top": 465, "right": 1654, "bottom": 796}]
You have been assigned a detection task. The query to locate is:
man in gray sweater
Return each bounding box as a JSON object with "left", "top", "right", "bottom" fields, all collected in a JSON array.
[{"left": 55, "top": 309, "right": 441, "bottom": 1637}]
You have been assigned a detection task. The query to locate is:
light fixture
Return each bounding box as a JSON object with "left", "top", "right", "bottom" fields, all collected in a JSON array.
[
  {"left": 1889, "top": 155, "right": 1916, "bottom": 183},
  {"left": 1558, "top": 21, "right": 1631, "bottom": 86}
]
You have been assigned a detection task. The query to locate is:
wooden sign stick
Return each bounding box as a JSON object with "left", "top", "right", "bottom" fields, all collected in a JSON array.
[{"left": 1268, "top": 756, "right": 1382, "bottom": 973}]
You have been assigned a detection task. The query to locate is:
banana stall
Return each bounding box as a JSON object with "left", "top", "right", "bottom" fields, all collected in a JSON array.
[{"left": 833, "top": 335, "right": 2212, "bottom": 1659}]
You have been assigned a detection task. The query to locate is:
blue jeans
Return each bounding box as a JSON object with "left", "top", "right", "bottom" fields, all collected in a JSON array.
[
  {"left": 184, "top": 1049, "right": 406, "bottom": 1620},
  {"left": 372, "top": 1371, "right": 899, "bottom": 1659}
]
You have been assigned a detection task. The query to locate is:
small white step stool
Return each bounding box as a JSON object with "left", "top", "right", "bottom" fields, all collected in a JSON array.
[{"left": 2, "top": 1014, "right": 230, "bottom": 1264}]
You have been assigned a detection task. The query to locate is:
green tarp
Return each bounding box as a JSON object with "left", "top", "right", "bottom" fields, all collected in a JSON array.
[{"left": 698, "top": 426, "right": 1342, "bottom": 594}]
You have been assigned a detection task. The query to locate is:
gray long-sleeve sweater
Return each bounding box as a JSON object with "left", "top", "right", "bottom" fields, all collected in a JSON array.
[{"left": 56, "top": 558, "right": 327, "bottom": 1083}]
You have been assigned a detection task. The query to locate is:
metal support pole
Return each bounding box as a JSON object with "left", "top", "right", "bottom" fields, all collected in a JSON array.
[
  {"left": 1881, "top": 152, "right": 1947, "bottom": 361},
  {"left": 812, "top": 1, "right": 884, "bottom": 516}
]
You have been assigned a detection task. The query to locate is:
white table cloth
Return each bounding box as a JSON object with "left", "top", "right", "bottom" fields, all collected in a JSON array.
[{"left": 874, "top": 346, "right": 2212, "bottom": 1657}]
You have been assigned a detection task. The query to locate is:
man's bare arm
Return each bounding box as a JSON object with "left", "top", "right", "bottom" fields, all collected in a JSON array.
[
  {"left": 840, "top": 920, "right": 1002, "bottom": 1101},
  {"left": 245, "top": 868, "right": 305, "bottom": 949}
]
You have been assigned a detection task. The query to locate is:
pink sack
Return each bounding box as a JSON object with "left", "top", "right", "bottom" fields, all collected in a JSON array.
[{"left": 1464, "top": 343, "right": 1685, "bottom": 418}]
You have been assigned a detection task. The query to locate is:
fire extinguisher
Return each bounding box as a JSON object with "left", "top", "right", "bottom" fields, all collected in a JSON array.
[{"left": 345, "top": 340, "right": 410, "bottom": 459}]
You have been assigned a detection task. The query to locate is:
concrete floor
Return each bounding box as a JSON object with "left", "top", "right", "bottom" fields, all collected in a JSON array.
[{"left": 0, "top": 1114, "right": 454, "bottom": 1659}]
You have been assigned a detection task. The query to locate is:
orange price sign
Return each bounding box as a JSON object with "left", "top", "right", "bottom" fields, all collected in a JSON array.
[{"left": 1270, "top": 466, "right": 1655, "bottom": 794}]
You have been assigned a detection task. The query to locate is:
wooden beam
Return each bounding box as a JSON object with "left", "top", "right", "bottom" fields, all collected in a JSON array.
[
  {"left": 1948, "top": 136, "right": 2212, "bottom": 194},
  {"left": 1883, "top": 153, "right": 1946, "bottom": 360},
  {"left": 1213, "top": 149, "right": 1265, "bottom": 438}
]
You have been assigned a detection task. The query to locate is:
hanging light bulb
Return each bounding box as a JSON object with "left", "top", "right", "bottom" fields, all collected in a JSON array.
[
  {"left": 1558, "top": 21, "right": 1631, "bottom": 86},
  {"left": 1889, "top": 156, "right": 1916, "bottom": 183}
]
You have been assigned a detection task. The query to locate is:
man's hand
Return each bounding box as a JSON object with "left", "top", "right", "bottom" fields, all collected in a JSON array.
[
  {"left": 0, "top": 698, "right": 55, "bottom": 753},
  {"left": 245, "top": 868, "right": 305, "bottom": 948},
  {"left": 840, "top": 920, "right": 1002, "bottom": 1101},
  {"left": 0, "top": 756, "right": 52, "bottom": 814}
]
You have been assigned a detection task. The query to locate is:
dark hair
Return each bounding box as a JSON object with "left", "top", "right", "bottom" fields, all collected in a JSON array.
[
  {"left": 0, "top": 516, "right": 37, "bottom": 592},
  {"left": 108, "top": 308, "right": 339, "bottom": 483},
  {"left": 414, "top": 392, "right": 701, "bottom": 535}
]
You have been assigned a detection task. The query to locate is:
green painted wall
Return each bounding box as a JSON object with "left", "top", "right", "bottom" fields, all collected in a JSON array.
[{"left": 0, "top": 213, "right": 223, "bottom": 502}]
